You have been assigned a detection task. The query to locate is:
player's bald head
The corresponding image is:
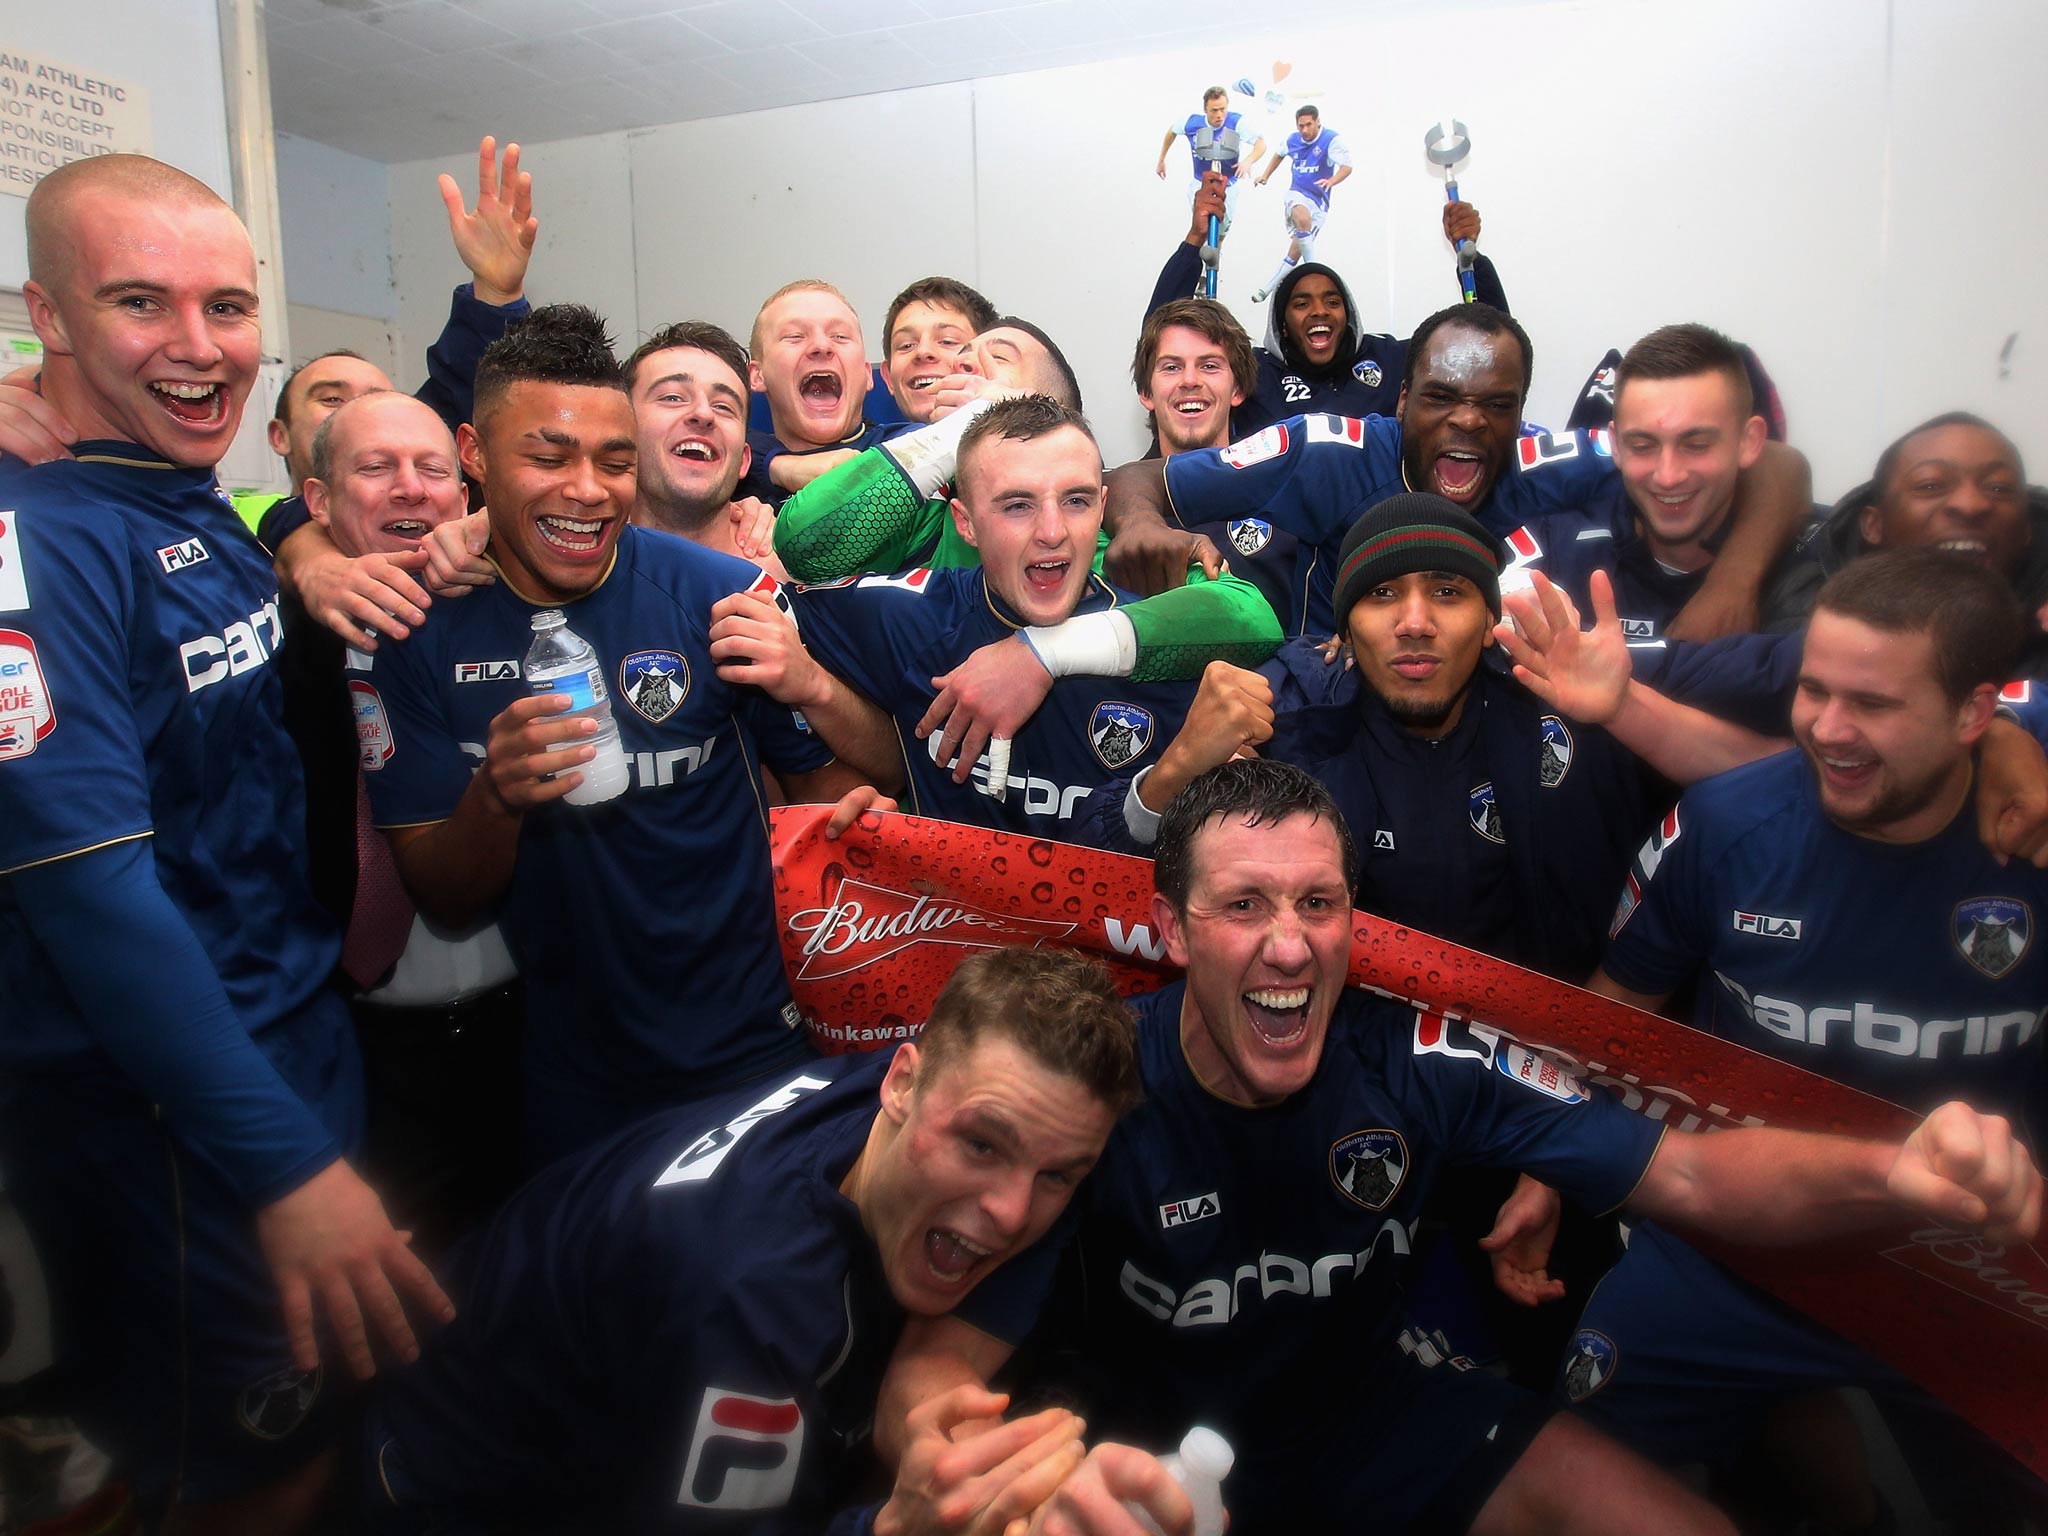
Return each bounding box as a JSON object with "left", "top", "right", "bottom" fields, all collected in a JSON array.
[{"left": 26, "top": 154, "right": 239, "bottom": 292}]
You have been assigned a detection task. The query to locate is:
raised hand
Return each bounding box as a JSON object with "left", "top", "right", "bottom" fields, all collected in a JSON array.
[{"left": 438, "top": 135, "right": 537, "bottom": 307}]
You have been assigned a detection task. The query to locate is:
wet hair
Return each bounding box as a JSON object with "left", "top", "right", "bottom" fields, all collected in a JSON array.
[
  {"left": 983, "top": 316, "right": 1084, "bottom": 413},
  {"left": 1403, "top": 303, "right": 1535, "bottom": 406},
  {"left": 750, "top": 278, "right": 858, "bottom": 358},
  {"left": 624, "top": 320, "right": 750, "bottom": 392},
  {"left": 956, "top": 394, "right": 1100, "bottom": 498},
  {"left": 275, "top": 350, "right": 372, "bottom": 429},
  {"left": 916, "top": 947, "right": 1141, "bottom": 1117},
  {"left": 1871, "top": 412, "right": 2025, "bottom": 499},
  {"left": 1814, "top": 548, "right": 2025, "bottom": 704},
  {"left": 885, "top": 277, "right": 999, "bottom": 350},
  {"left": 471, "top": 304, "right": 625, "bottom": 428},
  {"left": 1153, "top": 759, "right": 1359, "bottom": 911},
  {"left": 1614, "top": 323, "right": 1753, "bottom": 420},
  {"left": 1131, "top": 298, "right": 1256, "bottom": 402}
]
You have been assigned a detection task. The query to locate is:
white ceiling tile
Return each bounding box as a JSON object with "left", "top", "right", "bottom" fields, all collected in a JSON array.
[
  {"left": 580, "top": 14, "right": 723, "bottom": 64},
  {"left": 358, "top": 1, "right": 519, "bottom": 52},
  {"left": 280, "top": 15, "right": 433, "bottom": 70},
  {"left": 492, "top": 32, "right": 629, "bottom": 80},
  {"left": 797, "top": 0, "right": 936, "bottom": 34},
  {"left": 448, "top": 0, "right": 611, "bottom": 36},
  {"left": 794, "top": 30, "right": 929, "bottom": 88},
  {"left": 894, "top": 13, "right": 1024, "bottom": 70},
  {"left": 681, "top": 0, "right": 829, "bottom": 53},
  {"left": 709, "top": 45, "right": 840, "bottom": 98}
]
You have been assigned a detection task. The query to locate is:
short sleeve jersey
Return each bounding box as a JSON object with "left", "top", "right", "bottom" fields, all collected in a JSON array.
[
  {"left": 961, "top": 983, "right": 1661, "bottom": 1453},
  {"left": 0, "top": 443, "right": 338, "bottom": 1064},
  {"left": 1178, "top": 110, "right": 1246, "bottom": 173},
  {"left": 792, "top": 567, "right": 1198, "bottom": 837},
  {"left": 1604, "top": 751, "right": 2048, "bottom": 1116},
  {"left": 360, "top": 527, "right": 829, "bottom": 1102},
  {"left": 1286, "top": 127, "right": 1352, "bottom": 209},
  {"left": 1164, "top": 414, "right": 1618, "bottom": 635},
  {"left": 369, "top": 1056, "right": 902, "bottom": 1530}
]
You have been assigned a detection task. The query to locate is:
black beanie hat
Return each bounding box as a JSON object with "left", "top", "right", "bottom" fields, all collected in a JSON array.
[{"left": 1331, "top": 493, "right": 1505, "bottom": 628}]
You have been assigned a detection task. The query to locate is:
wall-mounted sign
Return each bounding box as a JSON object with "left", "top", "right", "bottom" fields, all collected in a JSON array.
[{"left": 0, "top": 47, "right": 153, "bottom": 195}]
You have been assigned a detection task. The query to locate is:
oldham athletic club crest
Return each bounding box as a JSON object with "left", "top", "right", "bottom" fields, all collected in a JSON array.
[
  {"left": 1955, "top": 897, "right": 2032, "bottom": 979},
  {"left": 1469, "top": 782, "right": 1505, "bottom": 844},
  {"left": 237, "top": 1364, "right": 322, "bottom": 1440},
  {"left": 621, "top": 649, "right": 690, "bottom": 724},
  {"left": 1562, "top": 1329, "right": 1617, "bottom": 1403},
  {"left": 1228, "top": 517, "right": 1273, "bottom": 557},
  {"left": 1089, "top": 700, "right": 1155, "bottom": 770},
  {"left": 1330, "top": 1129, "right": 1408, "bottom": 1211},
  {"left": 1538, "top": 715, "right": 1574, "bottom": 788},
  {"left": 1353, "top": 357, "right": 1384, "bottom": 389}
]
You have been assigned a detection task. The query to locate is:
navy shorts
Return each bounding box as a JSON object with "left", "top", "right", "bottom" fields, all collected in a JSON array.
[
  {"left": 1225, "top": 1331, "right": 1551, "bottom": 1535},
  {"left": 1559, "top": 1219, "right": 2046, "bottom": 1516},
  {"left": 0, "top": 993, "right": 364, "bottom": 1504}
]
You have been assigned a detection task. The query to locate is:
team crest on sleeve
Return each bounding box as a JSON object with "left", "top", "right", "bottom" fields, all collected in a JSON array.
[
  {"left": 1468, "top": 782, "right": 1505, "bottom": 843},
  {"left": 1089, "top": 701, "right": 1155, "bottom": 770},
  {"left": 1955, "top": 897, "right": 2032, "bottom": 979},
  {"left": 0, "top": 629, "right": 55, "bottom": 760},
  {"left": 621, "top": 649, "right": 691, "bottom": 724},
  {"left": 1352, "top": 358, "right": 1384, "bottom": 389},
  {"left": 349, "top": 680, "right": 393, "bottom": 771},
  {"left": 0, "top": 513, "right": 29, "bottom": 611},
  {"left": 1538, "top": 716, "right": 1573, "bottom": 788},
  {"left": 1562, "top": 1329, "right": 1616, "bottom": 1403},
  {"left": 1228, "top": 517, "right": 1273, "bottom": 557},
  {"left": 1220, "top": 424, "right": 1289, "bottom": 469},
  {"left": 1330, "top": 1128, "right": 1409, "bottom": 1211}
]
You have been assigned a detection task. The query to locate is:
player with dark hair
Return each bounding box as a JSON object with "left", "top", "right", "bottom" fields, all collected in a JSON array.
[
  {"left": 882, "top": 275, "right": 999, "bottom": 423},
  {"left": 0, "top": 152, "right": 454, "bottom": 1527},
  {"left": 359, "top": 304, "right": 867, "bottom": 1163},
  {"left": 1104, "top": 302, "right": 1815, "bottom": 643},
  {"left": 1145, "top": 170, "right": 1501, "bottom": 438},
  {"left": 361, "top": 946, "right": 1149, "bottom": 1534},
  {"left": 1496, "top": 322, "right": 1792, "bottom": 643},
  {"left": 1566, "top": 549, "right": 2048, "bottom": 1524},
  {"left": 1248, "top": 104, "right": 1352, "bottom": 303},
  {"left": 1761, "top": 411, "right": 2048, "bottom": 659},
  {"left": 881, "top": 757, "right": 2040, "bottom": 1536},
  {"left": 788, "top": 395, "right": 1280, "bottom": 836}
]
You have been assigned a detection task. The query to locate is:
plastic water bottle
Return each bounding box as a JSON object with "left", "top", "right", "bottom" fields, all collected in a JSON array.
[
  {"left": 1129, "top": 1427, "right": 1232, "bottom": 1536},
  {"left": 522, "top": 609, "right": 629, "bottom": 806}
]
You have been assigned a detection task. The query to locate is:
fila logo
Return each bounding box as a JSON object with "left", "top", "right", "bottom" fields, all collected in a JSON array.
[
  {"left": 1734, "top": 911, "right": 1802, "bottom": 940},
  {"left": 676, "top": 1387, "right": 805, "bottom": 1511},
  {"left": 456, "top": 660, "right": 520, "bottom": 684},
  {"left": 1160, "top": 1192, "right": 1221, "bottom": 1229},
  {"left": 1620, "top": 618, "right": 1655, "bottom": 639},
  {"left": 1373, "top": 829, "right": 1396, "bottom": 851},
  {"left": 156, "top": 537, "right": 210, "bottom": 574}
]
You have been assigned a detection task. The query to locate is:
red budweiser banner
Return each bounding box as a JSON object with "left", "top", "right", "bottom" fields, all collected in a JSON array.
[{"left": 769, "top": 806, "right": 2048, "bottom": 1477}]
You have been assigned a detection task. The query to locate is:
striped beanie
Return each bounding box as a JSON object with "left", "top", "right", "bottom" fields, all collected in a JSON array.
[{"left": 1332, "top": 493, "right": 1506, "bottom": 626}]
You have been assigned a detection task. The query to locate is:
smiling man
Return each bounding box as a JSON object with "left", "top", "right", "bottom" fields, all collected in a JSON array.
[
  {"left": 1571, "top": 549, "right": 2048, "bottom": 1519},
  {"left": 359, "top": 305, "right": 866, "bottom": 1163},
  {"left": 880, "top": 276, "right": 999, "bottom": 425},
  {"left": 0, "top": 154, "right": 451, "bottom": 1527},
  {"left": 361, "top": 946, "right": 1140, "bottom": 1535},
  {"left": 743, "top": 279, "right": 895, "bottom": 504},
  {"left": 1106, "top": 302, "right": 1814, "bottom": 640},
  {"left": 888, "top": 758, "right": 2042, "bottom": 1536},
  {"left": 788, "top": 396, "right": 1280, "bottom": 837},
  {"left": 1496, "top": 324, "right": 1796, "bottom": 646}
]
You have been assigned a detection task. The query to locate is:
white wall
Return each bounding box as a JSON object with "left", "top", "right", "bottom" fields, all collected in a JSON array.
[
  {"left": 380, "top": 0, "right": 2048, "bottom": 503},
  {"left": 275, "top": 130, "right": 395, "bottom": 324},
  {"left": 2, "top": 3, "right": 233, "bottom": 288}
]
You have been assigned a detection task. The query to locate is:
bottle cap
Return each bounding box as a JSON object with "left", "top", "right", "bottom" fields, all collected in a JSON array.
[
  {"left": 1179, "top": 1427, "right": 1233, "bottom": 1479},
  {"left": 530, "top": 609, "right": 565, "bottom": 630}
]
